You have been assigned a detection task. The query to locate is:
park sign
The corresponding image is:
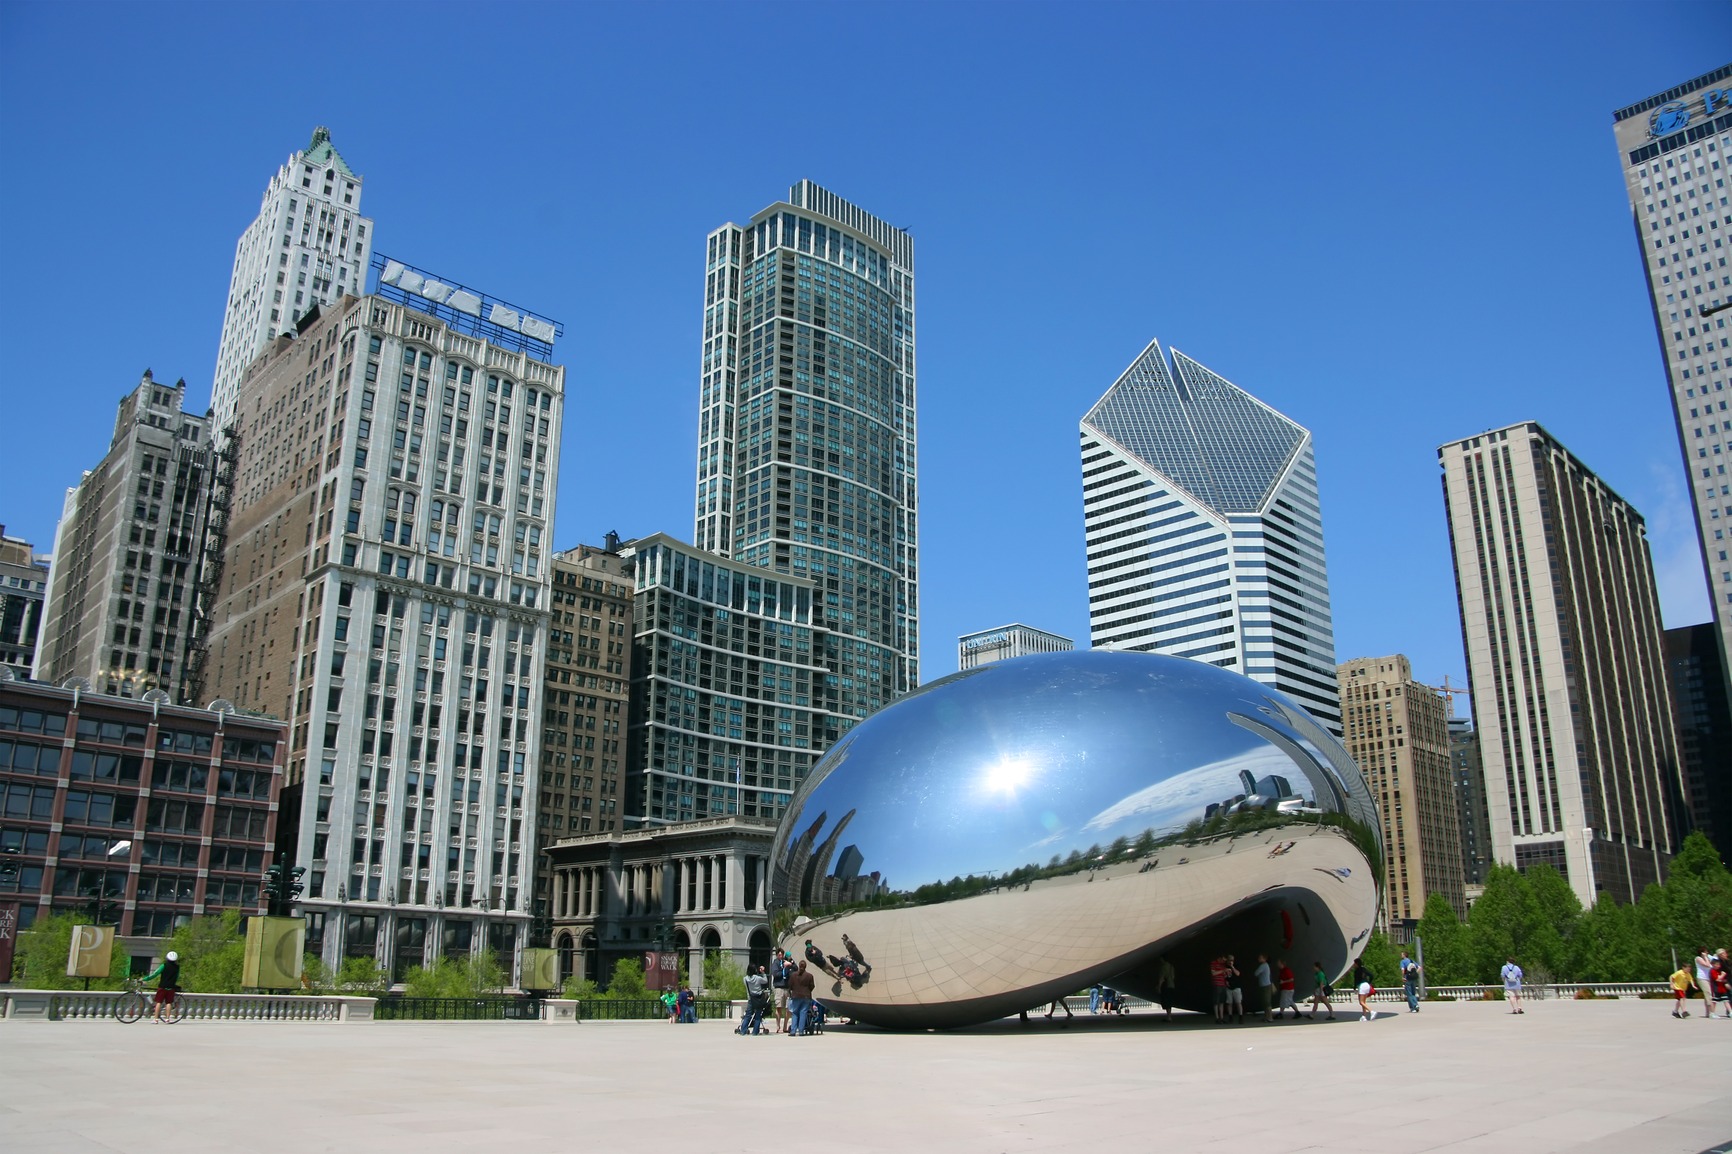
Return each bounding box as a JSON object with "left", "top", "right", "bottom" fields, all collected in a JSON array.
[
  {"left": 0, "top": 902, "right": 17, "bottom": 982},
  {"left": 644, "top": 950, "right": 679, "bottom": 992},
  {"left": 243, "top": 916, "right": 305, "bottom": 989}
]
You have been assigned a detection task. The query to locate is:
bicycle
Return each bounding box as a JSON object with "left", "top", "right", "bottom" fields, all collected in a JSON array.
[{"left": 115, "top": 976, "right": 182, "bottom": 1024}]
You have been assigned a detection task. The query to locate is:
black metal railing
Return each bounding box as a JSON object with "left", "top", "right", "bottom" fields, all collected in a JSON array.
[
  {"left": 576, "top": 999, "right": 734, "bottom": 1021},
  {"left": 374, "top": 996, "right": 542, "bottom": 1021}
]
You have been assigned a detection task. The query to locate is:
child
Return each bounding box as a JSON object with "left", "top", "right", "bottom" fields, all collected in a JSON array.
[{"left": 1669, "top": 964, "right": 1694, "bottom": 1019}]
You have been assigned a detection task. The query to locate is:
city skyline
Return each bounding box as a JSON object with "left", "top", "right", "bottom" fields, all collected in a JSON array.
[{"left": 1, "top": 5, "right": 1726, "bottom": 710}]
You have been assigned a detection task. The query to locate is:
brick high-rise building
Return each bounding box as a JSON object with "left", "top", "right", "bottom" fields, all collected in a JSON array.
[{"left": 1338, "top": 655, "right": 1465, "bottom": 923}]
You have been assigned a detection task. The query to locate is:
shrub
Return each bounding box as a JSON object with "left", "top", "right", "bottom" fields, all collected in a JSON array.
[
  {"left": 1573, "top": 987, "right": 1600, "bottom": 999},
  {"left": 1480, "top": 988, "right": 1505, "bottom": 1001},
  {"left": 561, "top": 976, "right": 599, "bottom": 1000},
  {"left": 15, "top": 911, "right": 133, "bottom": 990}
]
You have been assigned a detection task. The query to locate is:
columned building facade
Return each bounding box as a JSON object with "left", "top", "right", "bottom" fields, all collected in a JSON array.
[
  {"left": 1611, "top": 67, "right": 1732, "bottom": 675},
  {"left": 211, "top": 128, "right": 374, "bottom": 429},
  {"left": 545, "top": 817, "right": 775, "bottom": 989},
  {"left": 694, "top": 181, "right": 919, "bottom": 751},
  {"left": 1338, "top": 655, "right": 1466, "bottom": 923},
  {"left": 1440, "top": 421, "right": 1688, "bottom": 905},
  {"left": 0, "top": 531, "right": 50, "bottom": 676},
  {"left": 203, "top": 276, "right": 563, "bottom": 980},
  {"left": 1080, "top": 339, "right": 1341, "bottom": 733}
]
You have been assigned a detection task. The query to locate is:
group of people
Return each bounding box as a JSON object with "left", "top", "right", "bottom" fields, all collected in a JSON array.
[
  {"left": 1669, "top": 947, "right": 1732, "bottom": 1019},
  {"left": 659, "top": 984, "right": 698, "bottom": 1023},
  {"left": 737, "top": 948, "right": 821, "bottom": 1036},
  {"left": 1206, "top": 953, "right": 1310, "bottom": 1023}
]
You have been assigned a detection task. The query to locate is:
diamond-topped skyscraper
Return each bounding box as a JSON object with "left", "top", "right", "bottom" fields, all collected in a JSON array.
[
  {"left": 210, "top": 128, "right": 374, "bottom": 428},
  {"left": 694, "top": 182, "right": 919, "bottom": 757},
  {"left": 1079, "top": 339, "right": 1341, "bottom": 733}
]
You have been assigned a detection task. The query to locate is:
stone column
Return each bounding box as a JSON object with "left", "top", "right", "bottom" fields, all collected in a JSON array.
[{"left": 726, "top": 850, "right": 743, "bottom": 913}]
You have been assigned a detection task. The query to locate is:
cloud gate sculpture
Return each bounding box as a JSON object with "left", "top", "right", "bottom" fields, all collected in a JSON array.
[{"left": 769, "top": 650, "right": 1382, "bottom": 1028}]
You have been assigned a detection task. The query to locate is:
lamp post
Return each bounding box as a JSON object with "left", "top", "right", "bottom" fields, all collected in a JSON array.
[{"left": 1702, "top": 299, "right": 1732, "bottom": 319}]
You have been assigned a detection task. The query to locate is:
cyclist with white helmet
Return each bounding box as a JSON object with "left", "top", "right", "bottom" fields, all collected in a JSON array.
[{"left": 145, "top": 951, "right": 181, "bottom": 1022}]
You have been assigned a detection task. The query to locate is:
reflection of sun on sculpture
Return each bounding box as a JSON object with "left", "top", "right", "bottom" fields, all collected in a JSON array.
[{"left": 770, "top": 650, "right": 1382, "bottom": 1029}]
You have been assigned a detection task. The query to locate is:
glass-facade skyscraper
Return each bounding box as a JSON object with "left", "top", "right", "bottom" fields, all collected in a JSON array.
[
  {"left": 1079, "top": 339, "right": 1341, "bottom": 733},
  {"left": 694, "top": 181, "right": 918, "bottom": 750}
]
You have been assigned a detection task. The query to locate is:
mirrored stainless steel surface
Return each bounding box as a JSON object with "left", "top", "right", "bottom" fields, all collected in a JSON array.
[{"left": 770, "top": 650, "right": 1382, "bottom": 1028}]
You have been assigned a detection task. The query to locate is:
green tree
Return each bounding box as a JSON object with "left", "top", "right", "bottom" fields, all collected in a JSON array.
[
  {"left": 1468, "top": 865, "right": 1547, "bottom": 982},
  {"left": 1658, "top": 832, "right": 1732, "bottom": 964},
  {"left": 1571, "top": 895, "right": 1645, "bottom": 982},
  {"left": 1356, "top": 931, "right": 1401, "bottom": 987},
  {"left": 1524, "top": 864, "right": 1582, "bottom": 978},
  {"left": 334, "top": 956, "right": 389, "bottom": 994},
  {"left": 161, "top": 911, "right": 247, "bottom": 993},
  {"left": 15, "top": 911, "right": 133, "bottom": 989},
  {"left": 561, "top": 976, "right": 600, "bottom": 1000},
  {"left": 1414, "top": 893, "right": 1471, "bottom": 985},
  {"left": 703, "top": 951, "right": 747, "bottom": 999},
  {"left": 605, "top": 956, "right": 646, "bottom": 998}
]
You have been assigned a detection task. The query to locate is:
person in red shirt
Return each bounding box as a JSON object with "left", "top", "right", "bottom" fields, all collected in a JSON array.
[
  {"left": 1275, "top": 959, "right": 1298, "bottom": 1020},
  {"left": 1209, "top": 956, "right": 1229, "bottom": 1023}
]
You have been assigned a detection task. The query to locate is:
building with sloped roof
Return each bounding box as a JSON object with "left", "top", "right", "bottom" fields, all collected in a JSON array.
[{"left": 1079, "top": 339, "right": 1341, "bottom": 734}]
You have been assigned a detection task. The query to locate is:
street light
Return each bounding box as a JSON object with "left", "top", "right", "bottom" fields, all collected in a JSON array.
[{"left": 1702, "top": 300, "right": 1732, "bottom": 319}]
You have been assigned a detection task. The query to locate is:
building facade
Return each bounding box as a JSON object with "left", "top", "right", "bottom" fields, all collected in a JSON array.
[
  {"left": 534, "top": 542, "right": 634, "bottom": 920},
  {"left": 1338, "top": 655, "right": 1465, "bottom": 923},
  {"left": 0, "top": 674, "right": 284, "bottom": 950},
  {"left": 622, "top": 533, "right": 826, "bottom": 828},
  {"left": 694, "top": 181, "right": 919, "bottom": 750},
  {"left": 545, "top": 817, "right": 775, "bottom": 989},
  {"left": 956, "top": 623, "right": 1074, "bottom": 671},
  {"left": 1450, "top": 716, "right": 1493, "bottom": 891},
  {"left": 0, "top": 531, "right": 50, "bottom": 675},
  {"left": 1440, "top": 421, "right": 1689, "bottom": 905},
  {"left": 202, "top": 273, "right": 563, "bottom": 979},
  {"left": 36, "top": 372, "right": 216, "bottom": 704},
  {"left": 1080, "top": 339, "right": 1341, "bottom": 733},
  {"left": 211, "top": 128, "right": 374, "bottom": 429},
  {"left": 1612, "top": 67, "right": 1732, "bottom": 678},
  {"left": 1664, "top": 623, "right": 1732, "bottom": 858}
]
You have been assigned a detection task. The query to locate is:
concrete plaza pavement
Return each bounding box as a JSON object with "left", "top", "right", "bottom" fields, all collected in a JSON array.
[{"left": 0, "top": 999, "right": 1727, "bottom": 1154}]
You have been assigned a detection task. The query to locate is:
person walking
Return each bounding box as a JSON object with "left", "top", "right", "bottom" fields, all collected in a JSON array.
[
  {"left": 1308, "top": 960, "right": 1335, "bottom": 1020},
  {"left": 1669, "top": 962, "right": 1695, "bottom": 1019},
  {"left": 1710, "top": 955, "right": 1731, "bottom": 1019},
  {"left": 1276, "top": 958, "right": 1297, "bottom": 1019},
  {"left": 771, "top": 949, "right": 791, "bottom": 1034},
  {"left": 786, "top": 959, "right": 816, "bottom": 1036},
  {"left": 1353, "top": 958, "right": 1375, "bottom": 1021},
  {"left": 1500, "top": 957, "right": 1525, "bottom": 1014},
  {"left": 1254, "top": 954, "right": 1275, "bottom": 1022},
  {"left": 740, "top": 965, "right": 770, "bottom": 1034},
  {"left": 1399, "top": 950, "right": 1422, "bottom": 1013}
]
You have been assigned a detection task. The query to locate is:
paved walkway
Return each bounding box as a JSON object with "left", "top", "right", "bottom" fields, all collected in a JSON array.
[{"left": 1, "top": 999, "right": 1727, "bottom": 1153}]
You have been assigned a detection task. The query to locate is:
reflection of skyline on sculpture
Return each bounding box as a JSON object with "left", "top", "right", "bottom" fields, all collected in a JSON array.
[
  {"left": 768, "top": 650, "right": 1382, "bottom": 1027},
  {"left": 775, "top": 652, "right": 1372, "bottom": 897}
]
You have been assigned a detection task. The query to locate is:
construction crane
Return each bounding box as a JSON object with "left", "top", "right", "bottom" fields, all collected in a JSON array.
[{"left": 1418, "top": 674, "right": 1470, "bottom": 720}]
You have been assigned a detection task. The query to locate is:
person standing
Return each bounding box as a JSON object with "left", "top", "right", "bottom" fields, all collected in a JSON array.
[
  {"left": 1224, "top": 954, "right": 1245, "bottom": 1024},
  {"left": 1209, "top": 955, "right": 1229, "bottom": 1023},
  {"left": 1399, "top": 951, "right": 1422, "bottom": 1013},
  {"left": 1088, "top": 982, "right": 1103, "bottom": 1015},
  {"left": 786, "top": 960, "right": 816, "bottom": 1036},
  {"left": 1693, "top": 947, "right": 1715, "bottom": 1018},
  {"left": 1154, "top": 955, "right": 1177, "bottom": 1022},
  {"left": 146, "top": 950, "right": 180, "bottom": 1023},
  {"left": 1254, "top": 954, "right": 1275, "bottom": 1022},
  {"left": 1275, "top": 958, "right": 1297, "bottom": 1019},
  {"left": 1500, "top": 957, "right": 1525, "bottom": 1014},
  {"left": 771, "top": 949, "right": 792, "bottom": 1034},
  {"left": 1709, "top": 955, "right": 1730, "bottom": 1019},
  {"left": 740, "top": 965, "right": 770, "bottom": 1035},
  {"left": 1309, "top": 960, "right": 1334, "bottom": 1020}
]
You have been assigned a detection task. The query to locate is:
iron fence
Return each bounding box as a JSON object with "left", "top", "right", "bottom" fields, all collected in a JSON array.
[
  {"left": 373, "top": 996, "right": 543, "bottom": 1021},
  {"left": 576, "top": 998, "right": 735, "bottom": 1021}
]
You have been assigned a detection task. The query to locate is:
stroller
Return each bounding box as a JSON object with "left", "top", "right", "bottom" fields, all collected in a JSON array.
[{"left": 807, "top": 1000, "right": 828, "bottom": 1035}]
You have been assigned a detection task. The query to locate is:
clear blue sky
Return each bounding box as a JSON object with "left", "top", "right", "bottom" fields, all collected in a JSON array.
[{"left": 1, "top": 2, "right": 1726, "bottom": 710}]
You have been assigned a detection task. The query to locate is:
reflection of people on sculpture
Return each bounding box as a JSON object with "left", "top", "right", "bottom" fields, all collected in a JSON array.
[
  {"left": 1154, "top": 956, "right": 1176, "bottom": 1021},
  {"left": 804, "top": 939, "right": 839, "bottom": 979}
]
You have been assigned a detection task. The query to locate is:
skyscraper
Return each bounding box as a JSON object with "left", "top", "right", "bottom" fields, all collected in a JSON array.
[
  {"left": 1450, "top": 716, "right": 1493, "bottom": 891},
  {"left": 694, "top": 181, "right": 918, "bottom": 748},
  {"left": 1338, "top": 655, "right": 1465, "bottom": 923},
  {"left": 1440, "top": 421, "right": 1688, "bottom": 905},
  {"left": 956, "top": 624, "right": 1073, "bottom": 671},
  {"left": 1080, "top": 339, "right": 1341, "bottom": 733},
  {"left": 1663, "top": 623, "right": 1732, "bottom": 858},
  {"left": 210, "top": 128, "right": 373, "bottom": 429},
  {"left": 0, "top": 529, "right": 50, "bottom": 676},
  {"left": 203, "top": 264, "right": 563, "bottom": 977},
  {"left": 36, "top": 372, "right": 215, "bottom": 703}
]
